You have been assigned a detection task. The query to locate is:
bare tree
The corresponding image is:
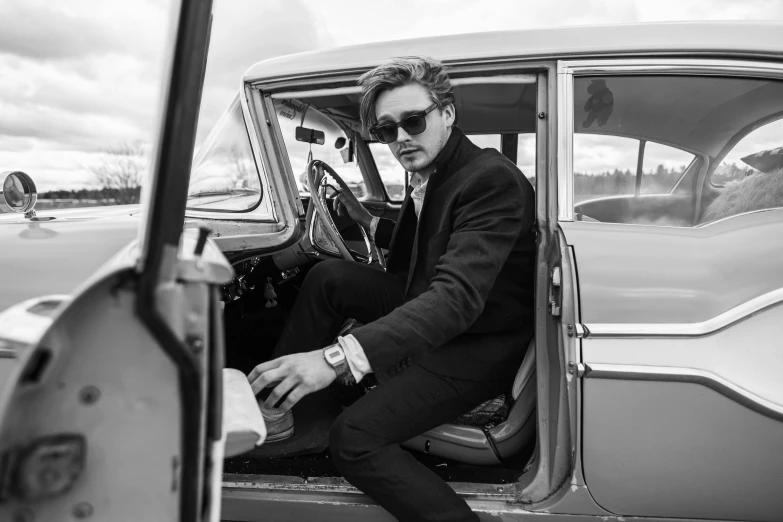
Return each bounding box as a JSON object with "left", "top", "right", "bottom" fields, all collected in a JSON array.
[
  {"left": 228, "top": 145, "right": 259, "bottom": 190},
  {"left": 90, "top": 142, "right": 147, "bottom": 205}
]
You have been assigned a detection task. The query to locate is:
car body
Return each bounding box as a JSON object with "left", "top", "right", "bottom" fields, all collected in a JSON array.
[{"left": 1, "top": 19, "right": 782, "bottom": 522}]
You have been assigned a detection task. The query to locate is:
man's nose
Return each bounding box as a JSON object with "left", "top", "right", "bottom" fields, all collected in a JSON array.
[{"left": 396, "top": 126, "right": 412, "bottom": 143}]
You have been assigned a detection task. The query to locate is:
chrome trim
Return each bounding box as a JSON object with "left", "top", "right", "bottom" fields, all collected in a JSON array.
[
  {"left": 243, "top": 86, "right": 277, "bottom": 222},
  {"left": 451, "top": 75, "right": 537, "bottom": 86},
  {"left": 184, "top": 91, "right": 277, "bottom": 224},
  {"left": 0, "top": 349, "right": 16, "bottom": 359},
  {"left": 270, "top": 75, "right": 539, "bottom": 100},
  {"left": 561, "top": 58, "right": 783, "bottom": 79},
  {"left": 271, "top": 86, "right": 360, "bottom": 98},
  {"left": 696, "top": 205, "right": 783, "bottom": 228},
  {"left": 585, "top": 363, "right": 783, "bottom": 422},
  {"left": 556, "top": 63, "right": 573, "bottom": 221},
  {"left": 585, "top": 287, "right": 783, "bottom": 338}
]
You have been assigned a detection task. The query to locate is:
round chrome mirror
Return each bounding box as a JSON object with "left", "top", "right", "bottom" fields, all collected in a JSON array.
[{"left": 2, "top": 171, "right": 38, "bottom": 216}]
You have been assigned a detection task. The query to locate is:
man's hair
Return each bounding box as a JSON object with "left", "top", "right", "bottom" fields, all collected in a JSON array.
[{"left": 358, "top": 56, "right": 454, "bottom": 133}]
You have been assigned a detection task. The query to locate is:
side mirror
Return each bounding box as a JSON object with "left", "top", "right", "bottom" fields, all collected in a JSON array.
[
  {"left": 295, "top": 126, "right": 325, "bottom": 145},
  {"left": 2, "top": 171, "right": 38, "bottom": 217}
]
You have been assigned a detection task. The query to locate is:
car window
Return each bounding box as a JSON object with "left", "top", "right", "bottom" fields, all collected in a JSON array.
[
  {"left": 712, "top": 119, "right": 783, "bottom": 186},
  {"left": 187, "top": 97, "right": 263, "bottom": 212},
  {"left": 370, "top": 143, "right": 406, "bottom": 200},
  {"left": 573, "top": 135, "right": 693, "bottom": 202},
  {"left": 571, "top": 75, "right": 783, "bottom": 226},
  {"left": 641, "top": 142, "right": 693, "bottom": 194},
  {"left": 272, "top": 98, "right": 364, "bottom": 198},
  {"left": 372, "top": 133, "right": 534, "bottom": 201},
  {"left": 574, "top": 134, "right": 639, "bottom": 202}
]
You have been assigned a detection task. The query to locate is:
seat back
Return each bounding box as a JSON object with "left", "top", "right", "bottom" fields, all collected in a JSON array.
[
  {"left": 403, "top": 339, "right": 537, "bottom": 465},
  {"left": 512, "top": 339, "right": 536, "bottom": 400}
]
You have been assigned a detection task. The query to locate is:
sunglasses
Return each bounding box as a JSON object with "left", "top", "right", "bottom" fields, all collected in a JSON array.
[{"left": 369, "top": 103, "right": 439, "bottom": 144}]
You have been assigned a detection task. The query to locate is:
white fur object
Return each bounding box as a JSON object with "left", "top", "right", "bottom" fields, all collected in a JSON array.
[
  {"left": 701, "top": 168, "right": 783, "bottom": 224},
  {"left": 222, "top": 368, "right": 267, "bottom": 458}
]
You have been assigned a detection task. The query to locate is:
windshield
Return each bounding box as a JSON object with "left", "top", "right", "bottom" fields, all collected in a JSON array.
[
  {"left": 272, "top": 98, "right": 364, "bottom": 197},
  {"left": 187, "top": 96, "right": 262, "bottom": 212}
]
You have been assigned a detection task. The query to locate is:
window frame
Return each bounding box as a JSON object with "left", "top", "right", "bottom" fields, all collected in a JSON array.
[{"left": 557, "top": 58, "right": 783, "bottom": 223}]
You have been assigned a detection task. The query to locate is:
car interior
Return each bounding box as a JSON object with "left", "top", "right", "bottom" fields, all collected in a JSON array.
[{"left": 219, "top": 77, "right": 542, "bottom": 483}]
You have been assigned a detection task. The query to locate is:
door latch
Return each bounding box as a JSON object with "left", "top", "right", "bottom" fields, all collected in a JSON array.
[{"left": 549, "top": 266, "right": 562, "bottom": 317}]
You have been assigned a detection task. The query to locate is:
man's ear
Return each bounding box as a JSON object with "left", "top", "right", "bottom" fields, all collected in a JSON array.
[{"left": 442, "top": 102, "right": 456, "bottom": 128}]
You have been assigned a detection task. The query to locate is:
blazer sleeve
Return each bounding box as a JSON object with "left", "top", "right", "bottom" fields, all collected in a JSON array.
[
  {"left": 374, "top": 218, "right": 396, "bottom": 251},
  {"left": 351, "top": 161, "right": 534, "bottom": 381}
]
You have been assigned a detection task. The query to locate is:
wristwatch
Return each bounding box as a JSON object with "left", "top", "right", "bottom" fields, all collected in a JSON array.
[{"left": 323, "top": 344, "right": 356, "bottom": 386}]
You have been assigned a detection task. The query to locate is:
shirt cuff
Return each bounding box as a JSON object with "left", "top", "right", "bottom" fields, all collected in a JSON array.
[
  {"left": 369, "top": 216, "right": 380, "bottom": 239},
  {"left": 338, "top": 334, "right": 372, "bottom": 383}
]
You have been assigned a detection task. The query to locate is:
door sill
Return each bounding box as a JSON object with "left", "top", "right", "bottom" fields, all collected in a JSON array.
[{"left": 221, "top": 473, "right": 530, "bottom": 520}]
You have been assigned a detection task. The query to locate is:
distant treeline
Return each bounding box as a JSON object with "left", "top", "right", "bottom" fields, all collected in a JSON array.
[
  {"left": 39, "top": 187, "right": 142, "bottom": 203},
  {"left": 574, "top": 163, "right": 753, "bottom": 196},
  {"left": 35, "top": 163, "right": 754, "bottom": 204}
]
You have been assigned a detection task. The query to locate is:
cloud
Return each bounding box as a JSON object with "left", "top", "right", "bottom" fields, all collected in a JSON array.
[
  {"left": 1, "top": 0, "right": 782, "bottom": 192},
  {"left": 0, "top": 0, "right": 331, "bottom": 190},
  {"left": 196, "top": 0, "right": 333, "bottom": 143},
  {"left": 0, "top": 2, "right": 121, "bottom": 60},
  {"left": 0, "top": 0, "right": 170, "bottom": 61}
]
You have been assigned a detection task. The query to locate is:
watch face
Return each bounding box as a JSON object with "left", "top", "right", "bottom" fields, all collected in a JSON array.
[{"left": 325, "top": 346, "right": 346, "bottom": 365}]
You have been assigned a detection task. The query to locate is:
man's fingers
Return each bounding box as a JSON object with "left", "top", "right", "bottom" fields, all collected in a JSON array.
[
  {"left": 247, "top": 358, "right": 282, "bottom": 384},
  {"left": 264, "top": 377, "right": 297, "bottom": 410},
  {"left": 249, "top": 367, "right": 285, "bottom": 396},
  {"left": 278, "top": 386, "right": 304, "bottom": 412}
]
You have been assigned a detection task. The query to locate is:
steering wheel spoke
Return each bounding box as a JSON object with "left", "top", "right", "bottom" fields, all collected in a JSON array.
[{"left": 305, "top": 159, "right": 386, "bottom": 270}]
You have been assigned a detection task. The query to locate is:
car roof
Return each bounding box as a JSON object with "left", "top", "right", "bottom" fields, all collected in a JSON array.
[{"left": 244, "top": 22, "right": 783, "bottom": 83}]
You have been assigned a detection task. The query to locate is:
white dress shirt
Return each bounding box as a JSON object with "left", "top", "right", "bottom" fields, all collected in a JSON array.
[{"left": 340, "top": 171, "right": 430, "bottom": 382}]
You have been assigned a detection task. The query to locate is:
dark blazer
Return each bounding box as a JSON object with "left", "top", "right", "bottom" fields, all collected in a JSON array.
[{"left": 351, "top": 128, "right": 536, "bottom": 384}]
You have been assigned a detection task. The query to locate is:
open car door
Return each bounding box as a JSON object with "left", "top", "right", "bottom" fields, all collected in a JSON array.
[{"left": 0, "top": 1, "right": 300, "bottom": 520}]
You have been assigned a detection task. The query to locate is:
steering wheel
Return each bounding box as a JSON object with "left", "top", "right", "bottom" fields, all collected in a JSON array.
[{"left": 305, "top": 159, "right": 385, "bottom": 269}]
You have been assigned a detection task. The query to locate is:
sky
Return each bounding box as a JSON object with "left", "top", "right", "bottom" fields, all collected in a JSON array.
[{"left": 1, "top": 0, "right": 782, "bottom": 191}]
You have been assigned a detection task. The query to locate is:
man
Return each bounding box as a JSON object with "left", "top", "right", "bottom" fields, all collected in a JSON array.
[{"left": 248, "top": 56, "right": 536, "bottom": 522}]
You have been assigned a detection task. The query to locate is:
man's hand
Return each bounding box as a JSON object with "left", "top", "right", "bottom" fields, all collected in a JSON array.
[
  {"left": 332, "top": 187, "right": 373, "bottom": 232},
  {"left": 248, "top": 350, "right": 337, "bottom": 412}
]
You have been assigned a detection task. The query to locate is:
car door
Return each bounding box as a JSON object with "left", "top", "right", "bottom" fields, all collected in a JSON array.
[
  {"left": 0, "top": 1, "right": 299, "bottom": 520},
  {"left": 558, "top": 59, "right": 783, "bottom": 521}
]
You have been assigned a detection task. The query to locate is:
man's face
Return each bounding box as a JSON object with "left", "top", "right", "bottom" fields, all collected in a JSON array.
[{"left": 374, "top": 83, "right": 455, "bottom": 173}]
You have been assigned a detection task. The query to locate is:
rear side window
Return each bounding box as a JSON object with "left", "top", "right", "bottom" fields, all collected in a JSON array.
[
  {"left": 571, "top": 75, "right": 783, "bottom": 226},
  {"left": 373, "top": 133, "right": 535, "bottom": 201}
]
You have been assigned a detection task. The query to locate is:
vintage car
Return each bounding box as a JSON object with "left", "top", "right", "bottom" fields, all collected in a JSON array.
[{"left": 0, "top": 12, "right": 782, "bottom": 522}]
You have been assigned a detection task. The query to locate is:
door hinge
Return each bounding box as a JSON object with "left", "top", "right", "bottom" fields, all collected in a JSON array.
[
  {"left": 567, "top": 323, "right": 588, "bottom": 338},
  {"left": 549, "top": 266, "right": 562, "bottom": 317}
]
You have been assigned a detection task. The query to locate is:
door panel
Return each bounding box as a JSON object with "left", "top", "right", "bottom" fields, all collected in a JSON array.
[
  {"left": 560, "top": 210, "right": 783, "bottom": 324},
  {"left": 559, "top": 61, "right": 783, "bottom": 521},
  {"left": 580, "top": 301, "right": 783, "bottom": 520},
  {"left": 583, "top": 379, "right": 783, "bottom": 521},
  {"left": 566, "top": 213, "right": 783, "bottom": 521}
]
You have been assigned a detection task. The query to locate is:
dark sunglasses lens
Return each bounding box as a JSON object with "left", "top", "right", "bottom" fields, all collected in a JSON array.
[
  {"left": 374, "top": 124, "right": 397, "bottom": 144},
  {"left": 401, "top": 114, "right": 427, "bottom": 136}
]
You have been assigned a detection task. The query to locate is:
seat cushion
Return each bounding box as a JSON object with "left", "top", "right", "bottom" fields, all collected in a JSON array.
[
  {"left": 452, "top": 340, "right": 535, "bottom": 429},
  {"left": 452, "top": 391, "right": 513, "bottom": 429}
]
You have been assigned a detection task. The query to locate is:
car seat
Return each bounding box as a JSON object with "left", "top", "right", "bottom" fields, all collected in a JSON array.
[{"left": 401, "top": 339, "right": 536, "bottom": 465}]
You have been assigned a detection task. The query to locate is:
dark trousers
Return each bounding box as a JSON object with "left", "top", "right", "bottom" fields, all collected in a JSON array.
[{"left": 274, "top": 260, "right": 509, "bottom": 522}]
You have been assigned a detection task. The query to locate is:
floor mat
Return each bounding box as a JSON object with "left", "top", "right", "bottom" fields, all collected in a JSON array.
[{"left": 241, "top": 387, "right": 342, "bottom": 460}]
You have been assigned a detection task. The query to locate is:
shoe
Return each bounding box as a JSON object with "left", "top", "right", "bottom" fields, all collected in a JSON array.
[{"left": 258, "top": 398, "right": 294, "bottom": 443}]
